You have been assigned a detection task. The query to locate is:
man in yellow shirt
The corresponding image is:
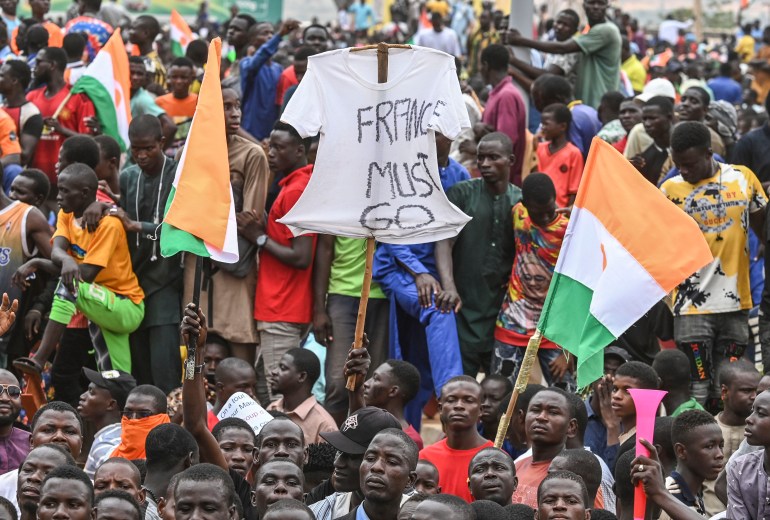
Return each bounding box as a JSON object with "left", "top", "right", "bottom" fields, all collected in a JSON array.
[
  {"left": 18, "top": 163, "right": 144, "bottom": 375},
  {"left": 736, "top": 24, "right": 756, "bottom": 63},
  {"left": 621, "top": 37, "right": 646, "bottom": 94}
]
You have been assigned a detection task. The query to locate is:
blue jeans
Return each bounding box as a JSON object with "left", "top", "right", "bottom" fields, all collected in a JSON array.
[
  {"left": 674, "top": 310, "right": 749, "bottom": 403},
  {"left": 491, "top": 340, "right": 576, "bottom": 392},
  {"left": 379, "top": 270, "right": 463, "bottom": 429}
]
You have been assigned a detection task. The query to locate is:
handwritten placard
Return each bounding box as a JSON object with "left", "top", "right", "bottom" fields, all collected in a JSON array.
[
  {"left": 216, "top": 392, "right": 273, "bottom": 435},
  {"left": 278, "top": 47, "right": 472, "bottom": 244}
]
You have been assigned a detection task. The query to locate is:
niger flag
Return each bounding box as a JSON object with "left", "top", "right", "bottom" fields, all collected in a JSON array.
[
  {"left": 160, "top": 37, "right": 238, "bottom": 263},
  {"left": 538, "top": 139, "right": 712, "bottom": 387}
]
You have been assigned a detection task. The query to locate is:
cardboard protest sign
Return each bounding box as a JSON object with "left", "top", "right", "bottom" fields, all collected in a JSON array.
[
  {"left": 216, "top": 392, "right": 273, "bottom": 435},
  {"left": 279, "top": 46, "right": 472, "bottom": 244}
]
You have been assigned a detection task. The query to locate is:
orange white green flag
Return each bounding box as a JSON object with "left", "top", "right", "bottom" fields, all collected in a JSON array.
[
  {"left": 160, "top": 37, "right": 238, "bottom": 263},
  {"left": 170, "top": 10, "right": 194, "bottom": 57},
  {"left": 538, "top": 138, "right": 712, "bottom": 388},
  {"left": 70, "top": 28, "right": 131, "bottom": 150}
]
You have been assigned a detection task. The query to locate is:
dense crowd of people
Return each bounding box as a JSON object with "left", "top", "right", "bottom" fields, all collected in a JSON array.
[{"left": 2, "top": 0, "right": 770, "bottom": 518}]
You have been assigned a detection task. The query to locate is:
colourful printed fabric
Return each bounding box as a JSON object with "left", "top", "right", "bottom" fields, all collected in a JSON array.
[
  {"left": 661, "top": 163, "right": 768, "bottom": 316},
  {"left": 495, "top": 203, "right": 568, "bottom": 349}
]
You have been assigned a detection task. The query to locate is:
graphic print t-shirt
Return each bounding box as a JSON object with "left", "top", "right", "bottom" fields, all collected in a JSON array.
[
  {"left": 661, "top": 163, "right": 767, "bottom": 315},
  {"left": 279, "top": 46, "right": 471, "bottom": 244}
]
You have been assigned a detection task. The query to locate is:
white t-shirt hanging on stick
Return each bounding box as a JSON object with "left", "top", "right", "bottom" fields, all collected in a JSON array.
[{"left": 279, "top": 46, "right": 472, "bottom": 245}]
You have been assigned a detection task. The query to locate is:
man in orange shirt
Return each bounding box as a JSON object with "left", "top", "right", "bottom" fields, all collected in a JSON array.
[
  {"left": 11, "top": 0, "right": 64, "bottom": 55},
  {"left": 18, "top": 163, "right": 145, "bottom": 374},
  {"left": 155, "top": 57, "right": 197, "bottom": 154}
]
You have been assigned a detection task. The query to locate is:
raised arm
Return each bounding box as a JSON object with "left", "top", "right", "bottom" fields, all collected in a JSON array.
[{"left": 181, "top": 303, "right": 229, "bottom": 470}]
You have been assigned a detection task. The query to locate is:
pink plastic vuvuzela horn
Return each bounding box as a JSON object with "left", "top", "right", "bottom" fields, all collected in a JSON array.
[{"left": 628, "top": 388, "right": 668, "bottom": 520}]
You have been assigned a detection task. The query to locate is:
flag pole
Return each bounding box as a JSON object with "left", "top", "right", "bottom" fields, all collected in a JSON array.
[
  {"left": 185, "top": 255, "right": 203, "bottom": 380},
  {"left": 344, "top": 42, "right": 408, "bottom": 391},
  {"left": 494, "top": 329, "right": 542, "bottom": 448}
]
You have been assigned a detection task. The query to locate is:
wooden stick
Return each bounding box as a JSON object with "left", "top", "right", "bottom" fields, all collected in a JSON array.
[
  {"left": 51, "top": 91, "right": 74, "bottom": 120},
  {"left": 345, "top": 237, "right": 376, "bottom": 390},
  {"left": 494, "top": 329, "right": 543, "bottom": 448},
  {"left": 184, "top": 255, "right": 203, "bottom": 380},
  {"left": 344, "top": 41, "right": 396, "bottom": 391}
]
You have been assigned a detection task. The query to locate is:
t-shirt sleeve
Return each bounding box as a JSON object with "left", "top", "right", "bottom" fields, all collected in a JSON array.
[
  {"left": 84, "top": 217, "right": 121, "bottom": 268},
  {"left": 0, "top": 115, "right": 21, "bottom": 156},
  {"left": 574, "top": 24, "right": 614, "bottom": 55},
  {"left": 21, "top": 113, "right": 44, "bottom": 137},
  {"left": 426, "top": 64, "right": 471, "bottom": 140},
  {"left": 747, "top": 169, "right": 768, "bottom": 212},
  {"left": 280, "top": 64, "right": 324, "bottom": 138},
  {"left": 53, "top": 211, "right": 72, "bottom": 241}
]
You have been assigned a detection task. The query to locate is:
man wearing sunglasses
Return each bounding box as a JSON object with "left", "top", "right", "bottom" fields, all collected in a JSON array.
[
  {"left": 109, "top": 384, "right": 169, "bottom": 461},
  {"left": 0, "top": 370, "right": 27, "bottom": 475}
]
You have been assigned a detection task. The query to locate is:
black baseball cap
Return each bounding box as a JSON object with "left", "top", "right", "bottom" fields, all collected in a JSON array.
[
  {"left": 82, "top": 368, "right": 136, "bottom": 409},
  {"left": 320, "top": 407, "right": 401, "bottom": 455},
  {"left": 605, "top": 346, "right": 631, "bottom": 363}
]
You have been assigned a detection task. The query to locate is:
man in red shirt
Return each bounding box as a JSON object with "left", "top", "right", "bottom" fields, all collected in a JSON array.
[
  {"left": 419, "top": 376, "right": 493, "bottom": 502},
  {"left": 513, "top": 387, "right": 578, "bottom": 508},
  {"left": 237, "top": 121, "right": 315, "bottom": 402},
  {"left": 26, "top": 47, "right": 95, "bottom": 207}
]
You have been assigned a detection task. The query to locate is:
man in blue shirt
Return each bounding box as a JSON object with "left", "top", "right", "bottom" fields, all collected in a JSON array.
[
  {"left": 240, "top": 19, "right": 299, "bottom": 141},
  {"left": 372, "top": 135, "right": 470, "bottom": 430},
  {"left": 348, "top": 0, "right": 375, "bottom": 39},
  {"left": 707, "top": 62, "right": 743, "bottom": 105}
]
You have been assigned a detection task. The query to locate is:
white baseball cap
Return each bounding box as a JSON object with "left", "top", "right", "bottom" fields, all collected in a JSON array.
[{"left": 636, "top": 78, "right": 677, "bottom": 102}]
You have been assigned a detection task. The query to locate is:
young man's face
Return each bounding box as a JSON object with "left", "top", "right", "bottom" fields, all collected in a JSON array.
[
  {"left": 129, "top": 62, "right": 147, "bottom": 92},
  {"left": 362, "top": 363, "right": 395, "bottom": 408},
  {"left": 55, "top": 173, "right": 88, "bottom": 215},
  {"left": 0, "top": 64, "right": 15, "bottom": 96},
  {"left": 678, "top": 89, "right": 707, "bottom": 122},
  {"left": 202, "top": 342, "right": 229, "bottom": 380},
  {"left": 722, "top": 371, "right": 761, "bottom": 419},
  {"left": 37, "top": 478, "right": 93, "bottom": 520},
  {"left": 535, "top": 478, "right": 588, "bottom": 520},
  {"left": 480, "top": 379, "right": 508, "bottom": 425},
  {"left": 303, "top": 27, "right": 328, "bottom": 53},
  {"left": 269, "top": 353, "right": 299, "bottom": 396},
  {"left": 128, "top": 20, "right": 148, "bottom": 45},
  {"left": 553, "top": 13, "right": 576, "bottom": 42},
  {"left": 175, "top": 479, "right": 236, "bottom": 520},
  {"left": 94, "top": 148, "right": 116, "bottom": 183},
  {"left": 93, "top": 462, "right": 143, "bottom": 502},
  {"left": 440, "top": 381, "right": 482, "bottom": 431},
  {"left": 9, "top": 176, "right": 43, "bottom": 206},
  {"left": 468, "top": 450, "right": 517, "bottom": 505},
  {"left": 222, "top": 89, "right": 241, "bottom": 137},
  {"left": 523, "top": 193, "right": 557, "bottom": 227},
  {"left": 77, "top": 383, "right": 114, "bottom": 421},
  {"left": 540, "top": 114, "right": 564, "bottom": 142},
  {"left": 33, "top": 49, "right": 54, "bottom": 83},
  {"left": 332, "top": 451, "right": 364, "bottom": 492},
  {"left": 745, "top": 390, "right": 770, "bottom": 446},
  {"left": 525, "top": 391, "right": 574, "bottom": 447},
  {"left": 477, "top": 140, "right": 511, "bottom": 185},
  {"left": 0, "top": 0, "right": 17, "bottom": 16},
  {"left": 252, "top": 462, "right": 304, "bottom": 517},
  {"left": 676, "top": 423, "right": 724, "bottom": 481},
  {"left": 250, "top": 23, "right": 274, "bottom": 49},
  {"left": 226, "top": 18, "right": 248, "bottom": 48},
  {"left": 359, "top": 434, "right": 416, "bottom": 503},
  {"left": 16, "top": 448, "right": 69, "bottom": 513},
  {"left": 641, "top": 106, "right": 671, "bottom": 140},
  {"left": 168, "top": 65, "right": 193, "bottom": 99},
  {"left": 217, "top": 366, "right": 257, "bottom": 403},
  {"left": 255, "top": 420, "right": 306, "bottom": 467},
  {"left": 217, "top": 427, "right": 255, "bottom": 477},
  {"left": 413, "top": 461, "right": 440, "bottom": 495},
  {"left": 671, "top": 146, "right": 713, "bottom": 185},
  {"left": 129, "top": 135, "right": 165, "bottom": 173},
  {"left": 611, "top": 375, "right": 640, "bottom": 421},
  {"left": 268, "top": 130, "right": 303, "bottom": 175},
  {"left": 123, "top": 392, "right": 163, "bottom": 419}
]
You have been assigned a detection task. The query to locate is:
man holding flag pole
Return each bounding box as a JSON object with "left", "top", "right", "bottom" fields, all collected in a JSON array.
[{"left": 160, "top": 36, "right": 239, "bottom": 379}]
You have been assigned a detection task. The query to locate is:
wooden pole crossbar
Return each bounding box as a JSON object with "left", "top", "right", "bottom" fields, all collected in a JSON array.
[{"left": 344, "top": 42, "right": 410, "bottom": 391}]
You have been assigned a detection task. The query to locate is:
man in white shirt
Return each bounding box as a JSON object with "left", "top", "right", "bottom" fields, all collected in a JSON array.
[
  {"left": 78, "top": 368, "right": 136, "bottom": 478},
  {"left": 415, "top": 12, "right": 463, "bottom": 58}
]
